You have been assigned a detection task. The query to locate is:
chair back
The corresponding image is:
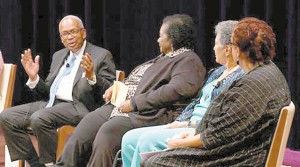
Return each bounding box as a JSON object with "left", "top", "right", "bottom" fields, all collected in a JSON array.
[
  {"left": 0, "top": 64, "right": 17, "bottom": 111},
  {"left": 265, "top": 101, "right": 295, "bottom": 167}
]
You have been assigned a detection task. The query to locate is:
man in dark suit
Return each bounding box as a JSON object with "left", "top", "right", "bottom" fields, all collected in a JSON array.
[{"left": 0, "top": 15, "right": 116, "bottom": 166}]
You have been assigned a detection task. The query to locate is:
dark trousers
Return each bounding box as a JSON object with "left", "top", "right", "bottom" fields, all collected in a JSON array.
[
  {"left": 0, "top": 100, "right": 86, "bottom": 164},
  {"left": 56, "top": 104, "right": 135, "bottom": 167}
]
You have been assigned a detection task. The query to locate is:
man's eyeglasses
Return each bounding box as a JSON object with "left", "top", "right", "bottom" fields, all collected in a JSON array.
[{"left": 60, "top": 28, "right": 83, "bottom": 39}]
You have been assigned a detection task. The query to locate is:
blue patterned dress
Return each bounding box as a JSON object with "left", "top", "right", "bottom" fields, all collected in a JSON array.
[{"left": 176, "top": 66, "right": 244, "bottom": 126}]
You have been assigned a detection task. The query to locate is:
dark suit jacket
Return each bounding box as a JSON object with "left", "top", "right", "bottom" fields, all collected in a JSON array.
[
  {"left": 34, "top": 42, "right": 116, "bottom": 115},
  {"left": 129, "top": 51, "right": 206, "bottom": 127}
]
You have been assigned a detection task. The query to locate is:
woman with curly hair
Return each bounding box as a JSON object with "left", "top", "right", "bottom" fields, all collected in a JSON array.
[
  {"left": 121, "top": 20, "right": 244, "bottom": 167},
  {"left": 55, "top": 14, "right": 206, "bottom": 167},
  {"left": 143, "top": 17, "right": 291, "bottom": 167}
]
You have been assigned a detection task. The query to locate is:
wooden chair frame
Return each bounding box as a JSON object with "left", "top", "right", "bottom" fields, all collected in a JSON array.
[
  {"left": 0, "top": 64, "right": 18, "bottom": 166},
  {"left": 265, "top": 101, "right": 295, "bottom": 167},
  {"left": 0, "top": 64, "right": 17, "bottom": 111}
]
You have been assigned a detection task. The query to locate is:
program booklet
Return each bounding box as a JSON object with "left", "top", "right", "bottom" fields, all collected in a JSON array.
[{"left": 110, "top": 81, "right": 129, "bottom": 107}]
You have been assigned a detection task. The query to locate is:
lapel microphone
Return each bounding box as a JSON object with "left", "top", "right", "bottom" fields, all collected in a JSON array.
[
  {"left": 65, "top": 53, "right": 71, "bottom": 68},
  {"left": 64, "top": 55, "right": 70, "bottom": 68}
]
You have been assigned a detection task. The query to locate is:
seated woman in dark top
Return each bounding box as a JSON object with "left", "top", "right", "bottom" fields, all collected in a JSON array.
[{"left": 143, "top": 17, "right": 291, "bottom": 167}]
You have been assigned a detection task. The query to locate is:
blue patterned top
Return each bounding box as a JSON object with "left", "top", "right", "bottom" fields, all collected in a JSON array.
[
  {"left": 175, "top": 66, "right": 244, "bottom": 126},
  {"left": 190, "top": 81, "right": 214, "bottom": 122}
]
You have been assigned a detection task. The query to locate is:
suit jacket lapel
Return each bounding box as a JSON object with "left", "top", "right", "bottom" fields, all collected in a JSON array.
[
  {"left": 49, "top": 50, "right": 69, "bottom": 84},
  {"left": 73, "top": 66, "right": 84, "bottom": 87},
  {"left": 73, "top": 42, "right": 91, "bottom": 87}
]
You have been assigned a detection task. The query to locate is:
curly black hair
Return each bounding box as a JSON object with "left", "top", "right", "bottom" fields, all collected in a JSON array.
[{"left": 162, "top": 14, "right": 196, "bottom": 50}]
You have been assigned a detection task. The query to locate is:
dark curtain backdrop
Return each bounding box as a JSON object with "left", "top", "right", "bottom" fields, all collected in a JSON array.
[{"left": 0, "top": 0, "right": 299, "bottom": 149}]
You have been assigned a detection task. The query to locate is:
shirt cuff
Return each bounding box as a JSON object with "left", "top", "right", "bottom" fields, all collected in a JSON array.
[
  {"left": 87, "top": 74, "right": 97, "bottom": 85},
  {"left": 26, "top": 75, "right": 40, "bottom": 89}
]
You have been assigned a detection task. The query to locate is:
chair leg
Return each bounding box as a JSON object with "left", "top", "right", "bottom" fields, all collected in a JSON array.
[
  {"left": 112, "top": 149, "right": 122, "bottom": 167},
  {"left": 19, "top": 160, "right": 25, "bottom": 167},
  {"left": 56, "top": 125, "right": 75, "bottom": 160}
]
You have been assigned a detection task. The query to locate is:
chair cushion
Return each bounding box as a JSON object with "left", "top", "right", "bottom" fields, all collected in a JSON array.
[{"left": 283, "top": 148, "right": 300, "bottom": 167}]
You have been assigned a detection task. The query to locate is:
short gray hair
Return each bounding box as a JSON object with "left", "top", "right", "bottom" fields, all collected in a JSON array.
[
  {"left": 59, "top": 15, "right": 84, "bottom": 29},
  {"left": 214, "top": 20, "right": 238, "bottom": 47}
]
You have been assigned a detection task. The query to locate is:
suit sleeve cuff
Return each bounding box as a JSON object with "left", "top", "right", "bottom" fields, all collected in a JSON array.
[
  {"left": 130, "top": 98, "right": 138, "bottom": 112},
  {"left": 26, "top": 75, "right": 40, "bottom": 89}
]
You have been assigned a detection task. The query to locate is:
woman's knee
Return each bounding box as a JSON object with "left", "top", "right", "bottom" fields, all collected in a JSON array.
[
  {"left": 92, "top": 123, "right": 125, "bottom": 151},
  {"left": 138, "top": 131, "right": 158, "bottom": 146},
  {"left": 122, "top": 129, "right": 139, "bottom": 148},
  {"left": 93, "top": 125, "right": 116, "bottom": 147}
]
